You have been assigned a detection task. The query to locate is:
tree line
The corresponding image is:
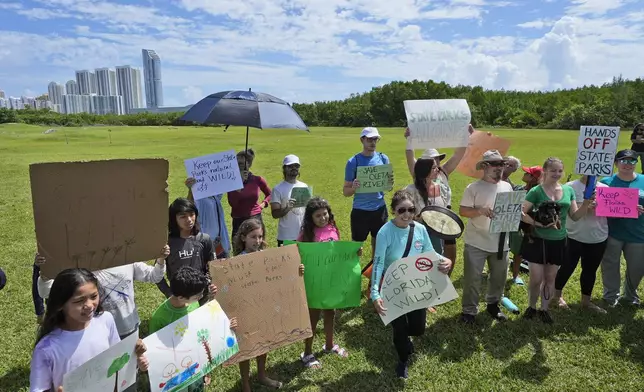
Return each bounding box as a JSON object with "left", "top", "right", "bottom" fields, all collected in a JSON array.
[{"left": 2, "top": 76, "right": 642, "bottom": 130}]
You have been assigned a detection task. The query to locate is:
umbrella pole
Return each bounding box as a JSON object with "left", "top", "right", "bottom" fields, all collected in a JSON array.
[{"left": 244, "top": 126, "right": 249, "bottom": 171}]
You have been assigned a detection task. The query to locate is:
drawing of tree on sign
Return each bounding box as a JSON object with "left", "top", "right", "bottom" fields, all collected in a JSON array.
[
  {"left": 123, "top": 237, "right": 136, "bottom": 262},
  {"left": 197, "top": 329, "right": 213, "bottom": 364},
  {"left": 107, "top": 352, "right": 130, "bottom": 392}
]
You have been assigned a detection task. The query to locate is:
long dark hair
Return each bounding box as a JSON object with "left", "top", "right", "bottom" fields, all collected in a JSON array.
[
  {"left": 168, "top": 198, "right": 201, "bottom": 238},
  {"left": 300, "top": 197, "right": 337, "bottom": 242},
  {"left": 36, "top": 268, "right": 103, "bottom": 345},
  {"left": 233, "top": 218, "right": 267, "bottom": 255},
  {"left": 413, "top": 158, "right": 437, "bottom": 206}
]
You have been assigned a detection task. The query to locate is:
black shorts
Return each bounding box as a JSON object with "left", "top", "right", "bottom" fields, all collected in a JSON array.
[
  {"left": 350, "top": 206, "right": 388, "bottom": 242},
  {"left": 521, "top": 236, "right": 567, "bottom": 266}
]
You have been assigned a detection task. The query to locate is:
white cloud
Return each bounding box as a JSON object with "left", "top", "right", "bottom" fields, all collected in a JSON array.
[
  {"left": 566, "top": 0, "right": 627, "bottom": 16},
  {"left": 517, "top": 18, "right": 555, "bottom": 29}
]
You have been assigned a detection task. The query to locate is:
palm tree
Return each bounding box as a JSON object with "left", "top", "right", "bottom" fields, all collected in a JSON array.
[
  {"left": 197, "top": 329, "right": 213, "bottom": 364},
  {"left": 107, "top": 352, "right": 130, "bottom": 392}
]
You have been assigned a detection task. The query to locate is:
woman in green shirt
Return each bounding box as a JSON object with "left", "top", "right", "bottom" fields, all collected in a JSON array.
[{"left": 520, "top": 157, "right": 592, "bottom": 324}]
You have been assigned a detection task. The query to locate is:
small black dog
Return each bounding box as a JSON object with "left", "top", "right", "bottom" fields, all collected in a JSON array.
[{"left": 520, "top": 200, "right": 562, "bottom": 242}]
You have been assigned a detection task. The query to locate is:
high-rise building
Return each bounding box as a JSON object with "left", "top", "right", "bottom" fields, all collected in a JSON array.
[
  {"left": 90, "top": 95, "right": 124, "bottom": 115},
  {"left": 142, "top": 49, "right": 164, "bottom": 108},
  {"left": 115, "top": 65, "right": 144, "bottom": 114},
  {"left": 66, "top": 80, "right": 79, "bottom": 95},
  {"left": 47, "top": 82, "right": 65, "bottom": 105},
  {"left": 62, "top": 94, "right": 92, "bottom": 114},
  {"left": 0, "top": 90, "right": 5, "bottom": 98},
  {"left": 75, "top": 70, "right": 97, "bottom": 95},
  {"left": 95, "top": 68, "right": 117, "bottom": 96}
]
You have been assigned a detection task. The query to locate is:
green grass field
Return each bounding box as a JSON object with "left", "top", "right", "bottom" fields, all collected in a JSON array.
[{"left": 1, "top": 124, "right": 643, "bottom": 392}]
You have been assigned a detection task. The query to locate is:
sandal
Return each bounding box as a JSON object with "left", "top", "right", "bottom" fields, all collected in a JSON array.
[
  {"left": 300, "top": 353, "right": 322, "bottom": 369},
  {"left": 259, "top": 377, "right": 283, "bottom": 389},
  {"left": 323, "top": 344, "right": 349, "bottom": 358}
]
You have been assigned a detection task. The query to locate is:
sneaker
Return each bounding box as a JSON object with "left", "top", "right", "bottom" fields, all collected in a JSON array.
[
  {"left": 604, "top": 298, "right": 620, "bottom": 308},
  {"left": 460, "top": 313, "right": 476, "bottom": 324},
  {"left": 486, "top": 303, "right": 508, "bottom": 321},
  {"left": 512, "top": 277, "right": 525, "bottom": 286},
  {"left": 523, "top": 307, "right": 537, "bottom": 319},
  {"left": 396, "top": 361, "right": 409, "bottom": 379},
  {"left": 538, "top": 310, "right": 554, "bottom": 324}
]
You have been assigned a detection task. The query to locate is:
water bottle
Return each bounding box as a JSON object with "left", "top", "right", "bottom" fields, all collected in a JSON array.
[
  {"left": 584, "top": 175, "right": 597, "bottom": 200},
  {"left": 501, "top": 296, "right": 520, "bottom": 314}
]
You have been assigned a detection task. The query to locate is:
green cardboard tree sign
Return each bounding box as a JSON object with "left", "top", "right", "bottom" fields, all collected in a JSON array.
[{"left": 107, "top": 352, "right": 131, "bottom": 392}]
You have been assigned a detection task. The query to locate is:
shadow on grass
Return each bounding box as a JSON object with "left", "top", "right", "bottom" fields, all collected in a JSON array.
[
  {"left": 0, "top": 366, "right": 29, "bottom": 391},
  {"left": 319, "top": 370, "right": 405, "bottom": 392}
]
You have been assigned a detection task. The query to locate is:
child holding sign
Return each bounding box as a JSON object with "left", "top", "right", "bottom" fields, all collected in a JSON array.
[
  {"left": 296, "top": 197, "right": 352, "bottom": 369},
  {"left": 30, "top": 268, "right": 149, "bottom": 392},
  {"left": 232, "top": 219, "right": 305, "bottom": 391}
]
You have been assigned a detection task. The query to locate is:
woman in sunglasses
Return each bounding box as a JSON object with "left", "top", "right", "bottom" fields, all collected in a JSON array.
[
  {"left": 371, "top": 190, "right": 452, "bottom": 379},
  {"left": 599, "top": 149, "right": 644, "bottom": 307}
]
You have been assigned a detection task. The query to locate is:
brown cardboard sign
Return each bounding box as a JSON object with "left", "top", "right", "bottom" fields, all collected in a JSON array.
[
  {"left": 30, "top": 159, "right": 169, "bottom": 278},
  {"left": 210, "top": 245, "right": 312, "bottom": 364},
  {"left": 456, "top": 131, "right": 512, "bottom": 178}
]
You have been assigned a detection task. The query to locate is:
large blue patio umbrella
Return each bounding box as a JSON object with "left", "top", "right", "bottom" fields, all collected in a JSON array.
[{"left": 180, "top": 89, "right": 309, "bottom": 153}]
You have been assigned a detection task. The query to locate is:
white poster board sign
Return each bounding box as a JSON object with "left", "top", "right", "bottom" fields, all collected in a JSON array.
[
  {"left": 184, "top": 150, "right": 244, "bottom": 200},
  {"left": 404, "top": 99, "right": 471, "bottom": 149},
  {"left": 490, "top": 190, "right": 526, "bottom": 234},
  {"left": 143, "top": 300, "right": 239, "bottom": 392},
  {"left": 574, "top": 126, "right": 620, "bottom": 176},
  {"left": 379, "top": 251, "right": 458, "bottom": 326},
  {"left": 63, "top": 332, "right": 138, "bottom": 392}
]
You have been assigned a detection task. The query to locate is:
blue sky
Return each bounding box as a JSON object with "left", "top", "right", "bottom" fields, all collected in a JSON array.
[{"left": 0, "top": 0, "right": 642, "bottom": 106}]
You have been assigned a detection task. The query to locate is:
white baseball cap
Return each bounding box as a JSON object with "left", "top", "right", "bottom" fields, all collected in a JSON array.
[
  {"left": 360, "top": 127, "right": 381, "bottom": 139},
  {"left": 283, "top": 154, "right": 300, "bottom": 166}
]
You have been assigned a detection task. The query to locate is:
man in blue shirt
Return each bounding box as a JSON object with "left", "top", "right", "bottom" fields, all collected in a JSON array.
[
  {"left": 343, "top": 127, "right": 394, "bottom": 258},
  {"left": 600, "top": 149, "right": 644, "bottom": 307}
]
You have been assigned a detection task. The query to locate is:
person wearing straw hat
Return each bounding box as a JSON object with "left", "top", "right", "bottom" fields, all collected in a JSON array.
[{"left": 458, "top": 150, "right": 513, "bottom": 324}]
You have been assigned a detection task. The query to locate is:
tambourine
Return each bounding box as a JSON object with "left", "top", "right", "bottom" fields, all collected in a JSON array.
[{"left": 419, "top": 205, "right": 464, "bottom": 241}]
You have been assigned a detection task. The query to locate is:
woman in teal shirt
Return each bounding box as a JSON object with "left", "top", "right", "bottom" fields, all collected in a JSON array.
[
  {"left": 521, "top": 157, "right": 592, "bottom": 324},
  {"left": 371, "top": 190, "right": 452, "bottom": 379}
]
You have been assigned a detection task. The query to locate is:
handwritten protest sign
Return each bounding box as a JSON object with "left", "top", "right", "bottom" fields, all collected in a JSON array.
[
  {"left": 144, "top": 300, "right": 239, "bottom": 392},
  {"left": 210, "top": 245, "right": 312, "bottom": 364},
  {"left": 30, "top": 159, "right": 169, "bottom": 277},
  {"left": 404, "top": 99, "right": 471, "bottom": 149},
  {"left": 456, "top": 131, "right": 512, "bottom": 178},
  {"left": 286, "top": 241, "right": 362, "bottom": 309},
  {"left": 185, "top": 150, "right": 244, "bottom": 200},
  {"left": 63, "top": 332, "right": 138, "bottom": 392},
  {"left": 490, "top": 191, "right": 526, "bottom": 233},
  {"left": 291, "top": 186, "right": 312, "bottom": 207},
  {"left": 574, "top": 126, "right": 620, "bottom": 176},
  {"left": 379, "top": 251, "right": 458, "bottom": 326},
  {"left": 356, "top": 164, "right": 393, "bottom": 193},
  {"left": 595, "top": 187, "right": 639, "bottom": 218}
]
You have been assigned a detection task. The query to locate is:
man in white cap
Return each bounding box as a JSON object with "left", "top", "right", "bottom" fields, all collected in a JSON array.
[
  {"left": 271, "top": 154, "right": 310, "bottom": 246},
  {"left": 343, "top": 127, "right": 394, "bottom": 260},
  {"left": 458, "top": 149, "right": 513, "bottom": 324}
]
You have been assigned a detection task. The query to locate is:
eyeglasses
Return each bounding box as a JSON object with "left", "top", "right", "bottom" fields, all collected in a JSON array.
[
  {"left": 486, "top": 161, "right": 505, "bottom": 167},
  {"left": 618, "top": 159, "right": 638, "bottom": 165},
  {"left": 285, "top": 164, "right": 300, "bottom": 169},
  {"left": 363, "top": 137, "right": 380, "bottom": 143},
  {"left": 396, "top": 207, "right": 416, "bottom": 214}
]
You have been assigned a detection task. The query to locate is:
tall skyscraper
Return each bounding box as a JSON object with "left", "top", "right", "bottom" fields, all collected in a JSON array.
[
  {"left": 75, "top": 70, "right": 97, "bottom": 95},
  {"left": 115, "top": 65, "right": 144, "bottom": 114},
  {"left": 95, "top": 68, "right": 117, "bottom": 96},
  {"left": 0, "top": 90, "right": 5, "bottom": 98},
  {"left": 142, "top": 49, "right": 164, "bottom": 108},
  {"left": 65, "top": 80, "right": 79, "bottom": 95},
  {"left": 47, "top": 82, "right": 65, "bottom": 105}
]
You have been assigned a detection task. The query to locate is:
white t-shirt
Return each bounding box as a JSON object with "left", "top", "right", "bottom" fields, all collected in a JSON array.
[
  {"left": 404, "top": 172, "right": 451, "bottom": 214},
  {"left": 460, "top": 179, "right": 513, "bottom": 253},
  {"left": 30, "top": 312, "right": 120, "bottom": 392},
  {"left": 565, "top": 180, "right": 609, "bottom": 244},
  {"left": 271, "top": 180, "right": 308, "bottom": 241}
]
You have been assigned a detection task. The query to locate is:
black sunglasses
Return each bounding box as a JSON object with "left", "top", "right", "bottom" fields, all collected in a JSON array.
[
  {"left": 396, "top": 207, "right": 416, "bottom": 214},
  {"left": 486, "top": 161, "right": 505, "bottom": 167}
]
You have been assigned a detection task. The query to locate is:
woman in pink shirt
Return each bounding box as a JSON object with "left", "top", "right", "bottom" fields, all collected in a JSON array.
[{"left": 227, "top": 149, "right": 272, "bottom": 238}]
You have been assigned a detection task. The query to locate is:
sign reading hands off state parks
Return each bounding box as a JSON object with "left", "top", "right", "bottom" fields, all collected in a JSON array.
[
  {"left": 30, "top": 159, "right": 169, "bottom": 277},
  {"left": 144, "top": 300, "right": 239, "bottom": 392},
  {"left": 379, "top": 251, "right": 458, "bottom": 326},
  {"left": 490, "top": 191, "right": 526, "bottom": 234},
  {"left": 356, "top": 164, "right": 393, "bottom": 193},
  {"left": 210, "top": 245, "right": 312, "bottom": 364},
  {"left": 185, "top": 149, "right": 244, "bottom": 200},
  {"left": 575, "top": 126, "right": 620, "bottom": 176},
  {"left": 286, "top": 240, "right": 362, "bottom": 309},
  {"left": 456, "top": 131, "right": 511, "bottom": 178},
  {"left": 595, "top": 187, "right": 639, "bottom": 218},
  {"left": 404, "top": 99, "right": 471, "bottom": 149},
  {"left": 63, "top": 331, "right": 138, "bottom": 392}
]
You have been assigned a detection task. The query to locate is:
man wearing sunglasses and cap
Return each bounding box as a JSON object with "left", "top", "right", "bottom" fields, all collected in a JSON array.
[
  {"left": 343, "top": 127, "right": 394, "bottom": 261},
  {"left": 599, "top": 149, "right": 644, "bottom": 307},
  {"left": 458, "top": 150, "right": 514, "bottom": 324}
]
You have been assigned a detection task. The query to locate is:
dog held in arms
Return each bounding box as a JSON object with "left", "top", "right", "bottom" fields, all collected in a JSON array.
[{"left": 520, "top": 201, "right": 562, "bottom": 243}]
